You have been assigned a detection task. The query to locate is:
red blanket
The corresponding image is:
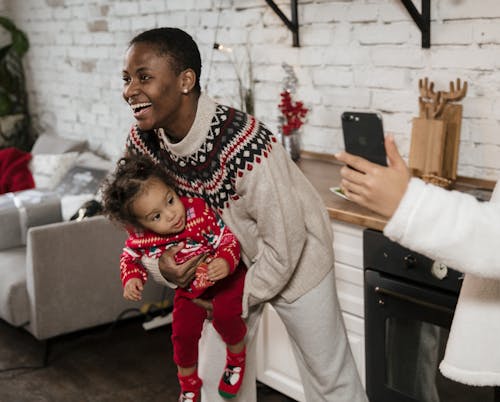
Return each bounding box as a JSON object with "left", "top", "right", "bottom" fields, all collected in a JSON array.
[{"left": 0, "top": 147, "right": 35, "bottom": 194}]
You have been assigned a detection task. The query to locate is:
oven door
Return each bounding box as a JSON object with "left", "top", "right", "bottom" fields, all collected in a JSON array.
[{"left": 365, "top": 269, "right": 495, "bottom": 402}]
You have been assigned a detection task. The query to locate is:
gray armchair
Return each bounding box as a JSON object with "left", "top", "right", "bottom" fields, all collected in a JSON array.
[
  {"left": 1, "top": 216, "right": 165, "bottom": 340},
  {"left": 0, "top": 135, "right": 166, "bottom": 341}
]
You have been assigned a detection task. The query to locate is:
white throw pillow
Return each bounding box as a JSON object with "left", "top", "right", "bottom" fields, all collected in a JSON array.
[
  {"left": 60, "top": 193, "right": 95, "bottom": 221},
  {"left": 29, "top": 152, "right": 79, "bottom": 190},
  {"left": 75, "top": 151, "right": 114, "bottom": 171}
]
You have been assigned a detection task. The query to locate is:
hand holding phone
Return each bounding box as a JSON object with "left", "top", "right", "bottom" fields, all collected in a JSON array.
[{"left": 341, "top": 112, "right": 387, "bottom": 167}]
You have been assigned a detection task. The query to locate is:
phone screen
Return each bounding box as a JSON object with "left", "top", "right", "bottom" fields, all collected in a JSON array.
[{"left": 341, "top": 112, "right": 387, "bottom": 166}]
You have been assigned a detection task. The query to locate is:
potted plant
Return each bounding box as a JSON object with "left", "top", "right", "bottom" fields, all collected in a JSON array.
[
  {"left": 278, "top": 63, "right": 308, "bottom": 161},
  {"left": 0, "top": 16, "right": 33, "bottom": 151}
]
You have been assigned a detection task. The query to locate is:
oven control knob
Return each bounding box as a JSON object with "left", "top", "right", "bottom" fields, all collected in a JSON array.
[
  {"left": 431, "top": 261, "right": 448, "bottom": 280},
  {"left": 404, "top": 254, "right": 417, "bottom": 269}
]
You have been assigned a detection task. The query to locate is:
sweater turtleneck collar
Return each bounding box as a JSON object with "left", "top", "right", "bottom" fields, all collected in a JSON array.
[{"left": 155, "top": 93, "right": 217, "bottom": 157}]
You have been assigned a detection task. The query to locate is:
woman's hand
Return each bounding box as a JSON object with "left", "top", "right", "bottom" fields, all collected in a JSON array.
[
  {"left": 158, "top": 242, "right": 207, "bottom": 288},
  {"left": 123, "top": 278, "right": 143, "bottom": 301},
  {"left": 206, "top": 257, "right": 230, "bottom": 282},
  {"left": 335, "top": 136, "right": 411, "bottom": 218}
]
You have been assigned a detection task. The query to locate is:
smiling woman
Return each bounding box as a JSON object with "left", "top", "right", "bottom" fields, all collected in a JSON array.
[
  {"left": 121, "top": 31, "right": 200, "bottom": 142},
  {"left": 120, "top": 27, "right": 367, "bottom": 402}
]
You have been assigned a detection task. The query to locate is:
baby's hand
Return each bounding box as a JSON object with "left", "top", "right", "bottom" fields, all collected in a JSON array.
[
  {"left": 124, "top": 278, "right": 143, "bottom": 301},
  {"left": 206, "top": 258, "right": 230, "bottom": 281}
]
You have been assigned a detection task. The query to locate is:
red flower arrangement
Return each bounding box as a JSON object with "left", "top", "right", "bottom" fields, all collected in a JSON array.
[{"left": 278, "top": 90, "right": 309, "bottom": 136}]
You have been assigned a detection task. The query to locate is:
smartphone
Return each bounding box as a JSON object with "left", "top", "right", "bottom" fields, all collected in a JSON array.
[{"left": 341, "top": 111, "right": 387, "bottom": 166}]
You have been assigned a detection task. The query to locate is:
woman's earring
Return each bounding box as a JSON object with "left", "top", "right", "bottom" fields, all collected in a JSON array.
[{"left": 183, "top": 88, "right": 188, "bottom": 94}]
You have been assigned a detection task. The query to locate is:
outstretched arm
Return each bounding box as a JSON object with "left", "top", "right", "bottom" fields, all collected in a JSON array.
[
  {"left": 337, "top": 136, "right": 500, "bottom": 278},
  {"left": 383, "top": 177, "right": 500, "bottom": 278},
  {"left": 335, "top": 135, "right": 410, "bottom": 217}
]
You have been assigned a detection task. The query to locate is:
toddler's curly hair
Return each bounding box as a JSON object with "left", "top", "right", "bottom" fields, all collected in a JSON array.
[{"left": 101, "top": 154, "right": 175, "bottom": 228}]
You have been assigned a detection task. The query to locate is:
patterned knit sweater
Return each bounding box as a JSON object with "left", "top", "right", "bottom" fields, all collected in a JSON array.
[
  {"left": 127, "top": 93, "right": 334, "bottom": 316},
  {"left": 120, "top": 196, "right": 240, "bottom": 298}
]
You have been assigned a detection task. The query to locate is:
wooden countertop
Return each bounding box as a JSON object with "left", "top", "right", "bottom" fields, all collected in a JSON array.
[
  {"left": 297, "top": 151, "right": 496, "bottom": 232},
  {"left": 297, "top": 152, "right": 387, "bottom": 231}
]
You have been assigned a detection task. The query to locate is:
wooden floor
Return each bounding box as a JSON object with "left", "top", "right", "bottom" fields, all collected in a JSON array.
[{"left": 0, "top": 317, "right": 294, "bottom": 402}]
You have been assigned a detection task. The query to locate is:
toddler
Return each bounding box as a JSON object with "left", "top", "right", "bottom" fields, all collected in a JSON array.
[{"left": 101, "top": 155, "right": 247, "bottom": 401}]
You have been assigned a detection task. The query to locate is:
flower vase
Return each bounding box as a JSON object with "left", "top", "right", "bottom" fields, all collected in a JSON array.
[{"left": 282, "top": 130, "right": 301, "bottom": 161}]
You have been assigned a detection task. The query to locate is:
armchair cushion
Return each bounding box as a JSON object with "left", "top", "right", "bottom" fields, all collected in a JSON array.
[
  {"left": 0, "top": 190, "right": 62, "bottom": 250},
  {"left": 0, "top": 247, "right": 29, "bottom": 326}
]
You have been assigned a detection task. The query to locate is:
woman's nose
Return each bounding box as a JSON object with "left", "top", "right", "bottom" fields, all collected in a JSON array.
[{"left": 123, "top": 79, "right": 139, "bottom": 100}]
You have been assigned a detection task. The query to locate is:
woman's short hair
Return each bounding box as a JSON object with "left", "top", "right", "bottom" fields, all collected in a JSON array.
[{"left": 129, "top": 27, "right": 202, "bottom": 93}]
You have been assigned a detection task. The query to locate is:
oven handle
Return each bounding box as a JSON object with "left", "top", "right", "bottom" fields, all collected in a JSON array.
[{"left": 375, "top": 286, "right": 455, "bottom": 315}]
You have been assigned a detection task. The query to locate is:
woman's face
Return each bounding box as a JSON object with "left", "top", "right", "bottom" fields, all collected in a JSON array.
[{"left": 122, "top": 42, "right": 184, "bottom": 132}]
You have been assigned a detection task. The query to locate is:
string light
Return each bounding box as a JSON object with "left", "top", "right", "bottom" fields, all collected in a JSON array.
[{"left": 213, "top": 42, "right": 233, "bottom": 53}]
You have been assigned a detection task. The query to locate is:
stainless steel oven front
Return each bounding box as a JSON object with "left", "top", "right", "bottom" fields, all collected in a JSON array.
[{"left": 363, "top": 228, "right": 496, "bottom": 402}]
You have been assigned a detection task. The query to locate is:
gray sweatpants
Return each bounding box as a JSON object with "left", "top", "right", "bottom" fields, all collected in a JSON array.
[{"left": 198, "top": 269, "right": 367, "bottom": 401}]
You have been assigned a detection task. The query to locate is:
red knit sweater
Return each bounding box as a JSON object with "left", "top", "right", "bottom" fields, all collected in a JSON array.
[{"left": 120, "top": 196, "right": 240, "bottom": 290}]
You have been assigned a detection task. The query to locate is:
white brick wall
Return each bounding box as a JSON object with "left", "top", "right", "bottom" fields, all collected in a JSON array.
[
  {"left": 4, "top": 0, "right": 500, "bottom": 179},
  {"left": 0, "top": 2, "right": 10, "bottom": 46}
]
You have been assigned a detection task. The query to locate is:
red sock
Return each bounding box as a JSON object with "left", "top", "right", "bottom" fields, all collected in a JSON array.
[
  {"left": 218, "top": 346, "right": 246, "bottom": 399},
  {"left": 178, "top": 371, "right": 202, "bottom": 402}
]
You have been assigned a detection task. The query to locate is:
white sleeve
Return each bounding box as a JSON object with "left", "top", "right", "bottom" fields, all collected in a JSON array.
[
  {"left": 384, "top": 178, "right": 500, "bottom": 278},
  {"left": 140, "top": 255, "right": 178, "bottom": 289}
]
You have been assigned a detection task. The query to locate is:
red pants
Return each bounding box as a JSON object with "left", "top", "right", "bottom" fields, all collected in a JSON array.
[{"left": 171, "top": 264, "right": 247, "bottom": 367}]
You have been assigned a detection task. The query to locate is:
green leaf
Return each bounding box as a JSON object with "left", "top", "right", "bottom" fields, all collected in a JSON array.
[
  {"left": 0, "top": 16, "right": 29, "bottom": 56},
  {"left": 0, "top": 91, "right": 13, "bottom": 116},
  {"left": 0, "top": 16, "right": 16, "bottom": 32}
]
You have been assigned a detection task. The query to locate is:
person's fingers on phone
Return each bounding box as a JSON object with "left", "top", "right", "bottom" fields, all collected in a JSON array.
[
  {"left": 385, "top": 135, "right": 407, "bottom": 171},
  {"left": 384, "top": 135, "right": 411, "bottom": 187},
  {"left": 339, "top": 159, "right": 376, "bottom": 189},
  {"left": 340, "top": 163, "right": 362, "bottom": 183},
  {"left": 336, "top": 151, "right": 374, "bottom": 175},
  {"left": 340, "top": 177, "right": 366, "bottom": 201},
  {"left": 342, "top": 185, "right": 364, "bottom": 206},
  {"left": 340, "top": 178, "right": 372, "bottom": 207}
]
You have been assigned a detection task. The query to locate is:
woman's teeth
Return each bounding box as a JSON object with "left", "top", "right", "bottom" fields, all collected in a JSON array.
[{"left": 131, "top": 102, "right": 152, "bottom": 112}]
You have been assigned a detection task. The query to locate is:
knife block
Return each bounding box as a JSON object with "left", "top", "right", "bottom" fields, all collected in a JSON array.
[
  {"left": 409, "top": 117, "right": 446, "bottom": 177},
  {"left": 409, "top": 102, "right": 463, "bottom": 185}
]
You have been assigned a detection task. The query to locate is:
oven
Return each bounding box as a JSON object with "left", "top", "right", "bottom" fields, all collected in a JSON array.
[{"left": 363, "top": 228, "right": 496, "bottom": 402}]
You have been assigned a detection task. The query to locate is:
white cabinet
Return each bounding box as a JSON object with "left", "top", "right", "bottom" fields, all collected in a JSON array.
[
  {"left": 256, "top": 221, "right": 365, "bottom": 400},
  {"left": 256, "top": 303, "right": 306, "bottom": 401},
  {"left": 331, "top": 221, "right": 366, "bottom": 388}
]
